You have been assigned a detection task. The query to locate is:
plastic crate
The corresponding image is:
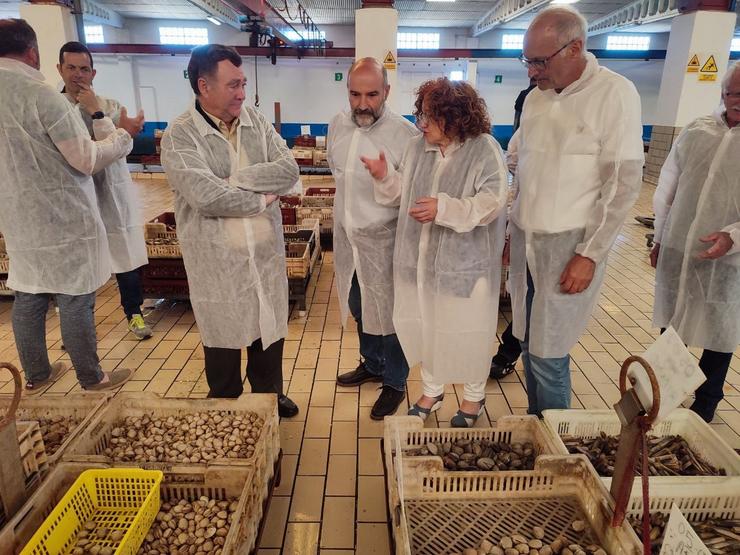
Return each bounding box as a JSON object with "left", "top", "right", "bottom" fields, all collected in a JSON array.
[
  {"left": 296, "top": 206, "right": 333, "bottom": 231},
  {"left": 388, "top": 454, "right": 641, "bottom": 555},
  {"left": 61, "top": 393, "right": 280, "bottom": 500},
  {"left": 0, "top": 255, "right": 8, "bottom": 274},
  {"left": 281, "top": 205, "right": 297, "bottom": 225},
  {"left": 17, "top": 421, "right": 48, "bottom": 483},
  {"left": 0, "top": 394, "right": 110, "bottom": 466},
  {"left": 20, "top": 468, "right": 162, "bottom": 555},
  {"left": 0, "top": 278, "right": 13, "bottom": 296},
  {"left": 542, "top": 408, "right": 740, "bottom": 483}
]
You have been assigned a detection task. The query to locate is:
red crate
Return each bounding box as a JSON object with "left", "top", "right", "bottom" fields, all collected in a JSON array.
[{"left": 305, "top": 187, "right": 335, "bottom": 196}]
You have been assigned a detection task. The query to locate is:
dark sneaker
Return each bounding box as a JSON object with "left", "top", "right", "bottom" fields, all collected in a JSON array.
[
  {"left": 370, "top": 385, "right": 405, "bottom": 420},
  {"left": 278, "top": 394, "right": 299, "bottom": 418},
  {"left": 337, "top": 362, "right": 382, "bottom": 387},
  {"left": 689, "top": 401, "right": 717, "bottom": 423},
  {"left": 489, "top": 355, "right": 516, "bottom": 380},
  {"left": 634, "top": 216, "right": 655, "bottom": 229}
]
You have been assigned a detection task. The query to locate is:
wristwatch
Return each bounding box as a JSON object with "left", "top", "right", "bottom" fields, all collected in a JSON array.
[{"left": 91, "top": 111, "right": 105, "bottom": 120}]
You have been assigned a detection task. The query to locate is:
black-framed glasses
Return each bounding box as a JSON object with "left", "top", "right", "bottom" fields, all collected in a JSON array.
[{"left": 519, "top": 40, "right": 574, "bottom": 70}]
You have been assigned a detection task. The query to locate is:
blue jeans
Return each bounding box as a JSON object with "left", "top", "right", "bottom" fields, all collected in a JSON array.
[
  {"left": 12, "top": 291, "right": 104, "bottom": 388},
  {"left": 348, "top": 273, "right": 408, "bottom": 392},
  {"left": 520, "top": 269, "right": 571, "bottom": 416},
  {"left": 115, "top": 268, "right": 144, "bottom": 319}
]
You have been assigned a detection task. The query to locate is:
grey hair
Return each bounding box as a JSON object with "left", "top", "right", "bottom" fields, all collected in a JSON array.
[
  {"left": 347, "top": 57, "right": 388, "bottom": 89},
  {"left": 530, "top": 5, "right": 588, "bottom": 48},
  {"left": 722, "top": 61, "right": 739, "bottom": 92}
]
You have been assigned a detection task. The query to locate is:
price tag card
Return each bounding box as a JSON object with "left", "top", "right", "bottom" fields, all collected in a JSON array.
[
  {"left": 658, "top": 504, "right": 710, "bottom": 555},
  {"left": 300, "top": 125, "right": 311, "bottom": 136}
]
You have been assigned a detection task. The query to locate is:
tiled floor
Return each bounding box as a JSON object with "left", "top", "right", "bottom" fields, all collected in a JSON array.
[{"left": 0, "top": 177, "right": 738, "bottom": 554}]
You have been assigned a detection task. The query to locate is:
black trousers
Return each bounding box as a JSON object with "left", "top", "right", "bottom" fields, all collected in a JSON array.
[
  {"left": 203, "top": 338, "right": 284, "bottom": 398},
  {"left": 115, "top": 268, "right": 144, "bottom": 319}
]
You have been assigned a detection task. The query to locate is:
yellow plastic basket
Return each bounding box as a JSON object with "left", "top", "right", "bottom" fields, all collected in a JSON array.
[{"left": 20, "top": 468, "right": 163, "bottom": 555}]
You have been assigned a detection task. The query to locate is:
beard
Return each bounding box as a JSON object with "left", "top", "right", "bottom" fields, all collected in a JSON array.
[{"left": 351, "top": 103, "right": 384, "bottom": 128}]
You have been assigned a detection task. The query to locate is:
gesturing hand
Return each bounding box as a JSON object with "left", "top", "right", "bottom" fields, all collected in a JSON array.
[
  {"left": 409, "top": 197, "right": 438, "bottom": 224},
  {"left": 360, "top": 151, "right": 388, "bottom": 181},
  {"left": 559, "top": 254, "right": 596, "bottom": 294},
  {"left": 118, "top": 107, "right": 145, "bottom": 138},
  {"left": 76, "top": 83, "right": 101, "bottom": 116}
]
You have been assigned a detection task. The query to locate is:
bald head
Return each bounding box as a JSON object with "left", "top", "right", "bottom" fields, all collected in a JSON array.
[
  {"left": 347, "top": 57, "right": 390, "bottom": 127},
  {"left": 528, "top": 6, "right": 587, "bottom": 48}
]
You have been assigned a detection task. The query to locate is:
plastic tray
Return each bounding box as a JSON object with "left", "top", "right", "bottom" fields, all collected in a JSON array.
[
  {"left": 20, "top": 468, "right": 162, "bottom": 555},
  {"left": 542, "top": 408, "right": 740, "bottom": 483},
  {"left": 389, "top": 454, "right": 641, "bottom": 555},
  {"left": 16, "top": 421, "right": 48, "bottom": 483}
]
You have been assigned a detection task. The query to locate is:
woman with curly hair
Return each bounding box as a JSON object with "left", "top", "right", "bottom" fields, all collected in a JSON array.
[{"left": 361, "top": 77, "right": 508, "bottom": 427}]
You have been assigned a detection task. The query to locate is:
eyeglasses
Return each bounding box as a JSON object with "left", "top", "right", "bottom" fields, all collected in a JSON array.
[
  {"left": 415, "top": 112, "right": 429, "bottom": 128},
  {"left": 519, "top": 40, "right": 574, "bottom": 70}
]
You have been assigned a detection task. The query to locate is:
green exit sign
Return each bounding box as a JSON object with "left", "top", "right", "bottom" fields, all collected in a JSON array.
[
  {"left": 183, "top": 70, "right": 189, "bottom": 79},
  {"left": 494, "top": 75, "right": 503, "bottom": 84},
  {"left": 335, "top": 72, "right": 343, "bottom": 82}
]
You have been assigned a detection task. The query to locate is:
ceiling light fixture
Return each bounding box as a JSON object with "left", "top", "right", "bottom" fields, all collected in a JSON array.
[
  {"left": 206, "top": 16, "right": 222, "bottom": 25},
  {"left": 550, "top": 0, "right": 580, "bottom": 4}
]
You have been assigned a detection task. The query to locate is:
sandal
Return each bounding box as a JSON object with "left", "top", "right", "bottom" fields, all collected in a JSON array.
[
  {"left": 408, "top": 394, "right": 445, "bottom": 422},
  {"left": 450, "top": 399, "right": 486, "bottom": 428}
]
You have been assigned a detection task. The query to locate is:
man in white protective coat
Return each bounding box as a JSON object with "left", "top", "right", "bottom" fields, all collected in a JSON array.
[
  {"left": 57, "top": 41, "right": 152, "bottom": 340},
  {"left": 650, "top": 62, "right": 740, "bottom": 423},
  {"left": 0, "top": 19, "right": 143, "bottom": 393},
  {"left": 510, "top": 6, "right": 644, "bottom": 416},
  {"left": 328, "top": 58, "right": 419, "bottom": 419},
  {"left": 161, "top": 44, "right": 300, "bottom": 417}
]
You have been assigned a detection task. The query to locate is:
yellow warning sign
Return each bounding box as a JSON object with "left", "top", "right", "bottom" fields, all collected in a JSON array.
[
  {"left": 700, "top": 55, "right": 718, "bottom": 73},
  {"left": 382, "top": 51, "right": 396, "bottom": 70},
  {"left": 699, "top": 73, "right": 717, "bottom": 82},
  {"left": 686, "top": 54, "right": 700, "bottom": 73}
]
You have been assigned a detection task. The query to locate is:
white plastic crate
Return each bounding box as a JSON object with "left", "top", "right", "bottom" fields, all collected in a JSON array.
[
  {"left": 389, "top": 454, "right": 641, "bottom": 555},
  {"left": 542, "top": 408, "right": 740, "bottom": 482}
]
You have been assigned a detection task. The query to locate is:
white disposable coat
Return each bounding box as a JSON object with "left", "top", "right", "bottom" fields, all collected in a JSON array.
[
  {"left": 653, "top": 108, "right": 740, "bottom": 353},
  {"left": 375, "top": 134, "right": 508, "bottom": 384},
  {"left": 161, "top": 102, "right": 299, "bottom": 349},
  {"left": 0, "top": 58, "right": 133, "bottom": 295},
  {"left": 510, "top": 53, "right": 644, "bottom": 359},
  {"left": 66, "top": 94, "right": 148, "bottom": 273},
  {"left": 327, "top": 109, "right": 419, "bottom": 335}
]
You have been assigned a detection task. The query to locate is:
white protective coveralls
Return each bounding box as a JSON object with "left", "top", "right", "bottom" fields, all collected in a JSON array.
[
  {"left": 0, "top": 58, "right": 133, "bottom": 295},
  {"left": 327, "top": 108, "right": 419, "bottom": 335},
  {"left": 375, "top": 134, "right": 508, "bottom": 384},
  {"left": 65, "top": 94, "right": 148, "bottom": 273},
  {"left": 510, "top": 53, "right": 645, "bottom": 359},
  {"left": 160, "top": 103, "right": 299, "bottom": 349},
  {"left": 653, "top": 108, "right": 740, "bottom": 353}
]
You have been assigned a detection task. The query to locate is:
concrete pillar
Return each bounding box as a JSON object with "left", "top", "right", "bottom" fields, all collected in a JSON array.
[
  {"left": 19, "top": 4, "right": 79, "bottom": 87},
  {"left": 645, "top": 10, "right": 736, "bottom": 185},
  {"left": 355, "top": 7, "right": 399, "bottom": 111},
  {"left": 466, "top": 60, "right": 478, "bottom": 88}
]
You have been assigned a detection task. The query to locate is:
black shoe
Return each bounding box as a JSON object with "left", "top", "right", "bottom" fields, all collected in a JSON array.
[
  {"left": 370, "top": 385, "right": 406, "bottom": 420},
  {"left": 278, "top": 394, "right": 299, "bottom": 418},
  {"left": 489, "top": 355, "right": 516, "bottom": 380},
  {"left": 689, "top": 401, "right": 716, "bottom": 423},
  {"left": 337, "top": 362, "right": 383, "bottom": 388},
  {"left": 635, "top": 215, "right": 655, "bottom": 229}
]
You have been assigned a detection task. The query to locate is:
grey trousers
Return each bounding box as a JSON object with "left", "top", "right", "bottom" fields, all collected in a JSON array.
[{"left": 12, "top": 291, "right": 104, "bottom": 388}]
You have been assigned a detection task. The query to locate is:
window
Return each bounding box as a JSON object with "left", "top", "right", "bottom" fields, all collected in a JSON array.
[
  {"left": 84, "top": 25, "right": 104, "bottom": 44},
  {"left": 397, "top": 32, "right": 440, "bottom": 50},
  {"left": 449, "top": 70, "right": 464, "bottom": 81},
  {"left": 159, "top": 27, "right": 209, "bottom": 46},
  {"left": 502, "top": 34, "right": 524, "bottom": 50},
  {"left": 731, "top": 37, "right": 740, "bottom": 52},
  {"left": 284, "top": 30, "right": 325, "bottom": 42},
  {"left": 606, "top": 34, "right": 650, "bottom": 51}
]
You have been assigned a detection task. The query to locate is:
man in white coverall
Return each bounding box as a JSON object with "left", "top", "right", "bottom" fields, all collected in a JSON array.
[
  {"left": 650, "top": 62, "right": 740, "bottom": 423},
  {"left": 161, "top": 44, "right": 299, "bottom": 417},
  {"left": 0, "top": 19, "right": 143, "bottom": 393},
  {"left": 328, "top": 58, "right": 419, "bottom": 419},
  {"left": 57, "top": 41, "right": 152, "bottom": 341},
  {"left": 509, "top": 6, "right": 644, "bottom": 416}
]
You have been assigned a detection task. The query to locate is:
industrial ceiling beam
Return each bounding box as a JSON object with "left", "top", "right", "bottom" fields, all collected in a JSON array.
[
  {"left": 80, "top": 0, "right": 123, "bottom": 28},
  {"left": 472, "top": 0, "right": 552, "bottom": 38},
  {"left": 227, "top": 0, "right": 324, "bottom": 47},
  {"left": 185, "top": 0, "right": 242, "bottom": 29},
  {"left": 587, "top": 0, "right": 680, "bottom": 36}
]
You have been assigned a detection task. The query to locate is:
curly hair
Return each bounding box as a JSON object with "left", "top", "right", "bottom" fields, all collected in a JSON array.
[{"left": 414, "top": 78, "right": 491, "bottom": 142}]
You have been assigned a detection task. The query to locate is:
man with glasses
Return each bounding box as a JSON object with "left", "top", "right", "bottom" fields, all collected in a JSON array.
[
  {"left": 508, "top": 6, "right": 644, "bottom": 416},
  {"left": 650, "top": 62, "right": 740, "bottom": 423},
  {"left": 328, "top": 58, "right": 419, "bottom": 419}
]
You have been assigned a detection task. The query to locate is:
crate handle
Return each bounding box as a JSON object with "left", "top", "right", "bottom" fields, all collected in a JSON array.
[
  {"left": 0, "top": 362, "right": 22, "bottom": 429},
  {"left": 618, "top": 355, "right": 660, "bottom": 423}
]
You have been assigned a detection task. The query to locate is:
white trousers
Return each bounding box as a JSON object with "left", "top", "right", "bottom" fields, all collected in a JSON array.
[{"left": 421, "top": 366, "right": 487, "bottom": 402}]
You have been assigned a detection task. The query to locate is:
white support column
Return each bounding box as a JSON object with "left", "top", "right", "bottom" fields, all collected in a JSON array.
[
  {"left": 355, "top": 8, "right": 399, "bottom": 111},
  {"left": 645, "top": 10, "right": 736, "bottom": 185},
  {"left": 19, "top": 4, "right": 79, "bottom": 87},
  {"left": 466, "top": 60, "right": 478, "bottom": 88}
]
